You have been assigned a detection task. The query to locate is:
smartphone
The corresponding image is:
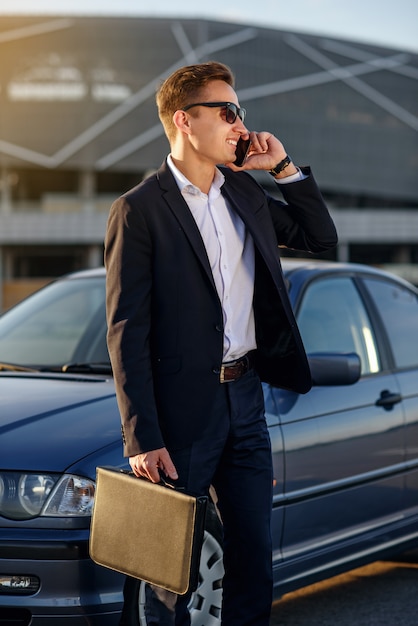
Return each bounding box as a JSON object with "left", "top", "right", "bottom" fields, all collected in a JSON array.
[{"left": 234, "top": 137, "right": 251, "bottom": 167}]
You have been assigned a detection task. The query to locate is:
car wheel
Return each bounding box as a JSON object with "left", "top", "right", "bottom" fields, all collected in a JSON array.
[{"left": 137, "top": 510, "right": 224, "bottom": 625}]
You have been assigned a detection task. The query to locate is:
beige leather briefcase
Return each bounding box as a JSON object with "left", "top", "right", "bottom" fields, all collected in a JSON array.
[{"left": 90, "top": 466, "right": 207, "bottom": 595}]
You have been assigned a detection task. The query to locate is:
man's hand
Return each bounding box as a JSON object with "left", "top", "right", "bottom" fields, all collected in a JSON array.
[
  {"left": 226, "top": 131, "right": 298, "bottom": 177},
  {"left": 129, "top": 447, "right": 178, "bottom": 483}
]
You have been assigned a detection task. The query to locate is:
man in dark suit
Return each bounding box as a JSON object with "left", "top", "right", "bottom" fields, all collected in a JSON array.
[{"left": 105, "top": 61, "right": 337, "bottom": 625}]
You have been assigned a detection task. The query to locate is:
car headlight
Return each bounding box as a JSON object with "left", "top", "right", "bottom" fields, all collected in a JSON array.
[
  {"left": 43, "top": 475, "right": 95, "bottom": 517},
  {"left": 0, "top": 472, "right": 95, "bottom": 520}
]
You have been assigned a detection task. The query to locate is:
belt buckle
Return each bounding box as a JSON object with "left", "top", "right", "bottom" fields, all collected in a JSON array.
[{"left": 220, "top": 356, "right": 247, "bottom": 383}]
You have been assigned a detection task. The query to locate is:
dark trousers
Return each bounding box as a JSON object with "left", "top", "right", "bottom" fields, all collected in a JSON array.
[{"left": 146, "top": 368, "right": 273, "bottom": 626}]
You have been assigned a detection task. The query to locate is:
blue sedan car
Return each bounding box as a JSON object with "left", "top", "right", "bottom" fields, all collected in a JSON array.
[{"left": 1, "top": 260, "right": 418, "bottom": 625}]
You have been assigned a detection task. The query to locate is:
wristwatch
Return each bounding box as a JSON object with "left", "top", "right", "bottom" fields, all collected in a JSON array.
[{"left": 268, "top": 155, "right": 292, "bottom": 177}]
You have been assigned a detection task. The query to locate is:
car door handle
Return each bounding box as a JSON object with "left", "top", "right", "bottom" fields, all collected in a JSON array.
[{"left": 375, "top": 389, "right": 402, "bottom": 408}]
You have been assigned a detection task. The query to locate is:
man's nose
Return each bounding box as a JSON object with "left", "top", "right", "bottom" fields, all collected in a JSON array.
[{"left": 234, "top": 117, "right": 249, "bottom": 135}]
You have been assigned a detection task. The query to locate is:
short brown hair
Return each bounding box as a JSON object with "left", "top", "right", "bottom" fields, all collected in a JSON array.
[{"left": 156, "top": 61, "right": 235, "bottom": 142}]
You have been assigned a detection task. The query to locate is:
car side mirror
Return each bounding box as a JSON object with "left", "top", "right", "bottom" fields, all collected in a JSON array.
[{"left": 308, "top": 352, "right": 361, "bottom": 386}]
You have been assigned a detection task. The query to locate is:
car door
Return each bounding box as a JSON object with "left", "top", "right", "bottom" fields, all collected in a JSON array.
[
  {"left": 269, "top": 272, "right": 405, "bottom": 586},
  {"left": 361, "top": 275, "right": 418, "bottom": 518}
]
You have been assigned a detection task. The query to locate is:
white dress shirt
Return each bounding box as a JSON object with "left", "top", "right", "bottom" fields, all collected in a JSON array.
[{"left": 167, "top": 155, "right": 304, "bottom": 362}]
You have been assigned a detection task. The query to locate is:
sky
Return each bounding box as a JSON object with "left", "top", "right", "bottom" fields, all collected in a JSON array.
[{"left": 0, "top": 0, "right": 417, "bottom": 54}]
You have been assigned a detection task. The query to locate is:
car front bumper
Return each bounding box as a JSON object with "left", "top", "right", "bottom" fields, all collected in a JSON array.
[{"left": 0, "top": 529, "right": 124, "bottom": 625}]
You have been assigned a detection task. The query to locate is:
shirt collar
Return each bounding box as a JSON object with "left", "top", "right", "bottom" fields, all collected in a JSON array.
[{"left": 167, "top": 154, "right": 225, "bottom": 198}]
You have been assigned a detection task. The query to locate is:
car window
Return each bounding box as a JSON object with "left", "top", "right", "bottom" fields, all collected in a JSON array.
[
  {"left": 364, "top": 277, "right": 418, "bottom": 369},
  {"left": 296, "top": 276, "right": 380, "bottom": 375},
  {"left": 0, "top": 277, "right": 106, "bottom": 367}
]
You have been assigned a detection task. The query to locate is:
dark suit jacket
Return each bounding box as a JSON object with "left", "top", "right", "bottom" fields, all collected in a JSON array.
[{"left": 105, "top": 161, "right": 337, "bottom": 456}]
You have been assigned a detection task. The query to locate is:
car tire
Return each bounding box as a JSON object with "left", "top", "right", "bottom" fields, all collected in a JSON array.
[{"left": 135, "top": 504, "right": 224, "bottom": 625}]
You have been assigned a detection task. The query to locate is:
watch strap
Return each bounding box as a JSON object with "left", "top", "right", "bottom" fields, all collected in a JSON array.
[{"left": 268, "top": 155, "right": 292, "bottom": 177}]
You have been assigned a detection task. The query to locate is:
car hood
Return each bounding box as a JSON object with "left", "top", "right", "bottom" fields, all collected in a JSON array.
[{"left": 0, "top": 372, "right": 121, "bottom": 472}]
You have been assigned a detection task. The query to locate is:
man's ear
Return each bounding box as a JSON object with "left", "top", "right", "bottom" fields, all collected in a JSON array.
[{"left": 173, "top": 110, "right": 192, "bottom": 135}]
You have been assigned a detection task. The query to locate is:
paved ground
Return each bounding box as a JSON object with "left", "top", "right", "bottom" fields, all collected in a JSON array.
[{"left": 270, "top": 552, "right": 418, "bottom": 625}]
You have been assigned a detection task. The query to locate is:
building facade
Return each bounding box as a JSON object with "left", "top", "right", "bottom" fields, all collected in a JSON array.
[{"left": 0, "top": 15, "right": 417, "bottom": 309}]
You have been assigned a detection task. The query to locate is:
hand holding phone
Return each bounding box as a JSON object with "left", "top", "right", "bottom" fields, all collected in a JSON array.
[{"left": 234, "top": 137, "right": 251, "bottom": 167}]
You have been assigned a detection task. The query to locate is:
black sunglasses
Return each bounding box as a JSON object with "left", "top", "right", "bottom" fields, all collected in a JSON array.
[{"left": 182, "top": 101, "right": 246, "bottom": 124}]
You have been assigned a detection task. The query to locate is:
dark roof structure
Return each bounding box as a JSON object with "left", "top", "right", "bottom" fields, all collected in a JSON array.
[{"left": 0, "top": 14, "right": 417, "bottom": 202}]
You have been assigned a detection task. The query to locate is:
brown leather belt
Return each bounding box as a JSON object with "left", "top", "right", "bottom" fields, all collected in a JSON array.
[{"left": 220, "top": 354, "right": 252, "bottom": 383}]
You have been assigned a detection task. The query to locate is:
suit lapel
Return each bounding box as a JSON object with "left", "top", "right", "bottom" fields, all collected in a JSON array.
[
  {"left": 221, "top": 177, "right": 282, "bottom": 276},
  {"left": 156, "top": 161, "right": 282, "bottom": 294},
  {"left": 157, "top": 162, "right": 217, "bottom": 292}
]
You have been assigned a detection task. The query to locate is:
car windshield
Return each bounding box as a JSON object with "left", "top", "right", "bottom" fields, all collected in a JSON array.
[{"left": 0, "top": 276, "right": 109, "bottom": 369}]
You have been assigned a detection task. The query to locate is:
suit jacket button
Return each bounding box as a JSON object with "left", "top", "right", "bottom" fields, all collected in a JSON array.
[
  {"left": 215, "top": 324, "right": 222, "bottom": 332},
  {"left": 212, "top": 367, "right": 220, "bottom": 375}
]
